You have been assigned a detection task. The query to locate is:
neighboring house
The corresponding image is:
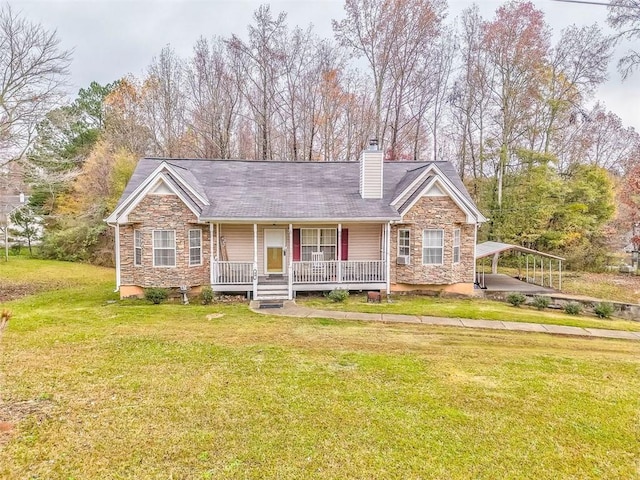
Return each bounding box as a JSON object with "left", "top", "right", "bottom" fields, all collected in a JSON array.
[{"left": 106, "top": 143, "right": 487, "bottom": 300}]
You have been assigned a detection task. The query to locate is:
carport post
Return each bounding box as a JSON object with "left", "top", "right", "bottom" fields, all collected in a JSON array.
[
  {"left": 549, "top": 259, "right": 552, "bottom": 288},
  {"left": 533, "top": 257, "right": 536, "bottom": 285},
  {"left": 559, "top": 260, "right": 562, "bottom": 290},
  {"left": 482, "top": 260, "right": 485, "bottom": 288},
  {"left": 526, "top": 256, "right": 529, "bottom": 283}
]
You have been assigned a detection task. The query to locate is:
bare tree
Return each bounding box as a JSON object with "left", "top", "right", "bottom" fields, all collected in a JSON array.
[
  {"left": 103, "top": 76, "right": 153, "bottom": 157},
  {"left": 186, "top": 37, "right": 241, "bottom": 159},
  {"left": 143, "top": 46, "right": 189, "bottom": 157},
  {"left": 608, "top": 0, "right": 640, "bottom": 79},
  {"left": 450, "top": 5, "right": 492, "bottom": 191},
  {"left": 481, "top": 1, "right": 550, "bottom": 210},
  {"left": 334, "top": 0, "right": 446, "bottom": 155},
  {"left": 227, "top": 5, "right": 287, "bottom": 160},
  {"left": 0, "top": 4, "right": 71, "bottom": 168},
  {"left": 534, "top": 24, "right": 612, "bottom": 153}
]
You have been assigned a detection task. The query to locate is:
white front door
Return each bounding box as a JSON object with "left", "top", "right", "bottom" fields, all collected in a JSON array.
[{"left": 264, "top": 229, "right": 286, "bottom": 274}]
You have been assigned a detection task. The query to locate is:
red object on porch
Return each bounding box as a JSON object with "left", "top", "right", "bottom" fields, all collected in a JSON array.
[
  {"left": 341, "top": 229, "right": 349, "bottom": 260},
  {"left": 293, "top": 229, "right": 300, "bottom": 261}
]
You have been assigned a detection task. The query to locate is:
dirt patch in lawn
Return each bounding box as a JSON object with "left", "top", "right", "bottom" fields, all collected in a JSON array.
[
  {"left": 0, "top": 282, "right": 44, "bottom": 302},
  {"left": 0, "top": 277, "right": 85, "bottom": 302},
  {"left": 0, "top": 398, "right": 55, "bottom": 446}
]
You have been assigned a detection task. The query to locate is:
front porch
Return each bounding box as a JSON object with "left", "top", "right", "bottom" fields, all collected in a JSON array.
[
  {"left": 207, "top": 221, "right": 391, "bottom": 300},
  {"left": 211, "top": 259, "right": 387, "bottom": 299}
]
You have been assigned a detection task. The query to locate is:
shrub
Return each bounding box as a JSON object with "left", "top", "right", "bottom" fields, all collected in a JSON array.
[
  {"left": 201, "top": 286, "right": 214, "bottom": 305},
  {"left": 145, "top": 287, "right": 169, "bottom": 305},
  {"left": 531, "top": 296, "right": 550, "bottom": 310},
  {"left": 506, "top": 292, "right": 526, "bottom": 307},
  {"left": 564, "top": 302, "right": 582, "bottom": 315},
  {"left": 594, "top": 302, "right": 615, "bottom": 319},
  {"left": 327, "top": 288, "right": 349, "bottom": 303}
]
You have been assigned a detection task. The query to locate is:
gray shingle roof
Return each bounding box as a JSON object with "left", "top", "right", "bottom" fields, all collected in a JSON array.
[{"left": 114, "top": 158, "right": 478, "bottom": 221}]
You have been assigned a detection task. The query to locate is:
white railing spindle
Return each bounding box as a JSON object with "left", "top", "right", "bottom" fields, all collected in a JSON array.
[{"left": 211, "top": 261, "right": 253, "bottom": 284}]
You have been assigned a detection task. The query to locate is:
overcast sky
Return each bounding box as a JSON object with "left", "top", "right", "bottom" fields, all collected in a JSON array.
[{"left": 11, "top": 0, "right": 640, "bottom": 131}]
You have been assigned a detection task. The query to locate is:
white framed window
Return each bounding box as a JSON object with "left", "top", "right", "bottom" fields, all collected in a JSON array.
[
  {"left": 301, "top": 228, "right": 336, "bottom": 261},
  {"left": 398, "top": 229, "right": 410, "bottom": 259},
  {"left": 134, "top": 229, "right": 142, "bottom": 266},
  {"left": 153, "top": 230, "right": 176, "bottom": 267},
  {"left": 189, "top": 229, "right": 202, "bottom": 266},
  {"left": 422, "top": 229, "right": 444, "bottom": 265},
  {"left": 453, "top": 228, "right": 461, "bottom": 264}
]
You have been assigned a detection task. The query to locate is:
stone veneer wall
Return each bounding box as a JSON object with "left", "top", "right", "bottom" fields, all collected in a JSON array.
[
  {"left": 119, "top": 194, "right": 212, "bottom": 293},
  {"left": 390, "top": 196, "right": 475, "bottom": 289}
]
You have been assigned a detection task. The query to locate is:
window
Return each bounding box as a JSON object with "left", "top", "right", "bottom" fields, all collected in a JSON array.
[
  {"left": 453, "top": 228, "right": 461, "bottom": 264},
  {"left": 153, "top": 230, "right": 176, "bottom": 267},
  {"left": 189, "top": 229, "right": 202, "bottom": 266},
  {"left": 301, "top": 228, "right": 337, "bottom": 261},
  {"left": 422, "top": 229, "right": 443, "bottom": 265},
  {"left": 398, "top": 229, "right": 410, "bottom": 258},
  {"left": 134, "top": 230, "right": 142, "bottom": 266}
]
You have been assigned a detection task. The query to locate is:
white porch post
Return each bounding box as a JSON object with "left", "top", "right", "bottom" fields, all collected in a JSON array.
[
  {"left": 209, "top": 223, "right": 214, "bottom": 285},
  {"left": 216, "top": 223, "right": 220, "bottom": 260},
  {"left": 114, "top": 224, "right": 121, "bottom": 292},
  {"left": 253, "top": 223, "right": 258, "bottom": 300},
  {"left": 385, "top": 222, "right": 391, "bottom": 295},
  {"left": 288, "top": 223, "right": 293, "bottom": 300},
  {"left": 472, "top": 224, "right": 478, "bottom": 289},
  {"left": 337, "top": 223, "right": 342, "bottom": 284}
]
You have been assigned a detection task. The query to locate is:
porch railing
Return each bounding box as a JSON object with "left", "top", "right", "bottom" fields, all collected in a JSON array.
[
  {"left": 212, "top": 261, "right": 253, "bottom": 285},
  {"left": 292, "top": 260, "right": 386, "bottom": 284},
  {"left": 211, "top": 260, "right": 386, "bottom": 285}
]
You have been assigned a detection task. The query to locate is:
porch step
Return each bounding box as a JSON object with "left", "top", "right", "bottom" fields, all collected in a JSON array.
[
  {"left": 256, "top": 283, "right": 289, "bottom": 301},
  {"left": 258, "top": 300, "right": 284, "bottom": 309}
]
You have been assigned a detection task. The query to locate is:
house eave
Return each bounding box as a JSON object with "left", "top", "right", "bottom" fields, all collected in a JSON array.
[
  {"left": 199, "top": 216, "right": 401, "bottom": 223},
  {"left": 398, "top": 174, "right": 486, "bottom": 224}
]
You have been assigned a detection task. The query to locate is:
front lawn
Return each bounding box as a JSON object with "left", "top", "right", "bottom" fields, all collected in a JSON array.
[
  {"left": 0, "top": 256, "right": 114, "bottom": 302},
  {"left": 1, "top": 259, "right": 639, "bottom": 479}
]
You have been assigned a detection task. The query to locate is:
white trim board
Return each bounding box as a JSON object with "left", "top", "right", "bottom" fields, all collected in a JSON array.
[
  {"left": 105, "top": 161, "right": 206, "bottom": 223},
  {"left": 108, "top": 172, "right": 201, "bottom": 224}
]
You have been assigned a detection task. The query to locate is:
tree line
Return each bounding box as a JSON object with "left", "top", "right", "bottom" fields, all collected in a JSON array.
[{"left": 2, "top": 0, "right": 640, "bottom": 269}]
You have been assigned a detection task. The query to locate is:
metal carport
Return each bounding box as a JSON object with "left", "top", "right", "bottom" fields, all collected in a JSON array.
[{"left": 475, "top": 241, "right": 565, "bottom": 290}]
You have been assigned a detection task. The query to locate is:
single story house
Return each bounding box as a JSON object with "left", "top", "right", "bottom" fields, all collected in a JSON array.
[{"left": 106, "top": 142, "right": 487, "bottom": 300}]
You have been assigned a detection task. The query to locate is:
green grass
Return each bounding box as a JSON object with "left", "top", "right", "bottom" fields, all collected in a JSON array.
[
  {"left": 1, "top": 259, "right": 640, "bottom": 479},
  {"left": 0, "top": 256, "right": 114, "bottom": 301},
  {"left": 298, "top": 294, "right": 640, "bottom": 332}
]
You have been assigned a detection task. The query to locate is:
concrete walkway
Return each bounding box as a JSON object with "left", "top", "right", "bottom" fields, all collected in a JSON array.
[{"left": 249, "top": 301, "right": 640, "bottom": 342}]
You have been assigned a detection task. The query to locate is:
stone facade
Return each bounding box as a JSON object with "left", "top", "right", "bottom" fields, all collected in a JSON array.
[
  {"left": 119, "top": 193, "right": 212, "bottom": 294},
  {"left": 390, "top": 196, "right": 475, "bottom": 291},
  {"left": 117, "top": 191, "right": 478, "bottom": 297}
]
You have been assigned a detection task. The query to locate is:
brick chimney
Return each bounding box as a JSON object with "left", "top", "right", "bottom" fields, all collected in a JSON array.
[{"left": 359, "top": 138, "right": 383, "bottom": 199}]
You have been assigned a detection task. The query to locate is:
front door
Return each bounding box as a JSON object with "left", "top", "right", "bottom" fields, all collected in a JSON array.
[{"left": 265, "top": 229, "right": 285, "bottom": 274}]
